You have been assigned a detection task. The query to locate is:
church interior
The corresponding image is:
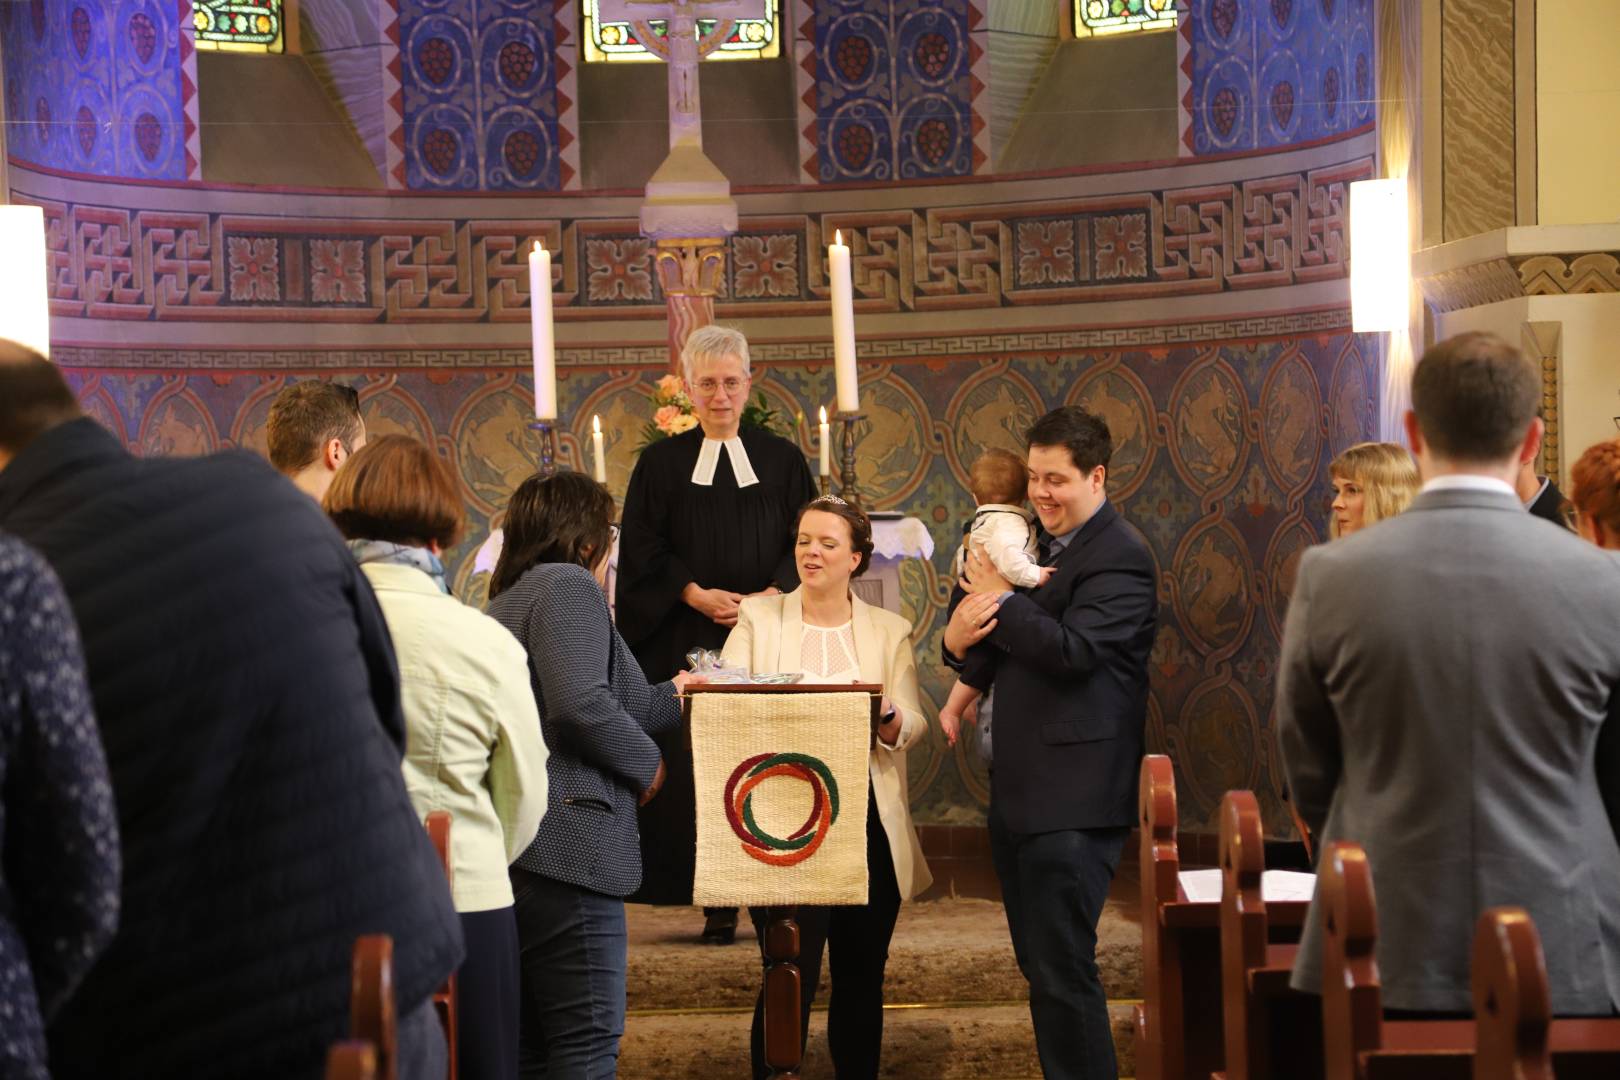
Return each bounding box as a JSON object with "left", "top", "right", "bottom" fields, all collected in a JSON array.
[{"left": 3, "top": 1, "right": 1619, "bottom": 1077}]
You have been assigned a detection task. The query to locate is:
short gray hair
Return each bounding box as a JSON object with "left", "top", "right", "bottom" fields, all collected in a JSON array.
[{"left": 681, "top": 325, "right": 751, "bottom": 386}]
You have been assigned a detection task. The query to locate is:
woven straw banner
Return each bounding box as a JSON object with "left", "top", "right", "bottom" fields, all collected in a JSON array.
[{"left": 690, "top": 691, "right": 871, "bottom": 907}]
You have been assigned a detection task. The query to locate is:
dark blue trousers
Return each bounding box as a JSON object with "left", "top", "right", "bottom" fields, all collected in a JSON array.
[
  {"left": 989, "top": 803, "right": 1128, "bottom": 1080},
  {"left": 511, "top": 869, "right": 628, "bottom": 1080},
  {"left": 457, "top": 906, "right": 520, "bottom": 1080}
]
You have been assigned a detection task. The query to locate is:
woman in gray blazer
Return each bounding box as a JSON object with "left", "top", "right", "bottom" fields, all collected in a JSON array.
[{"left": 486, "top": 472, "right": 697, "bottom": 1078}]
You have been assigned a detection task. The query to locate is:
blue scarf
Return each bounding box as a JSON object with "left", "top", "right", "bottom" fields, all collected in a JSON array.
[{"left": 347, "top": 539, "right": 449, "bottom": 594}]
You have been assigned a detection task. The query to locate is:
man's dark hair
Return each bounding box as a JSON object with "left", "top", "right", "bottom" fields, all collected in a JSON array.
[
  {"left": 489, "top": 471, "right": 615, "bottom": 599},
  {"left": 265, "top": 381, "right": 364, "bottom": 474},
  {"left": 1410, "top": 332, "right": 1539, "bottom": 462},
  {"left": 0, "top": 349, "right": 83, "bottom": 457},
  {"left": 1026, "top": 406, "right": 1112, "bottom": 474}
]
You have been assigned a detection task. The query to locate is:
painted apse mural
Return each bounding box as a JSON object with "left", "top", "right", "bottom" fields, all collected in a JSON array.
[
  {"left": 56, "top": 327, "right": 1377, "bottom": 832},
  {"left": 14, "top": 0, "right": 1381, "bottom": 834}
]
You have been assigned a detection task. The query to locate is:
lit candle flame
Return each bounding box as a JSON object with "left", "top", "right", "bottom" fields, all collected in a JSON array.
[
  {"left": 592, "top": 414, "right": 602, "bottom": 434},
  {"left": 534, "top": 240, "right": 544, "bottom": 254},
  {"left": 820, "top": 406, "right": 827, "bottom": 423},
  {"left": 834, "top": 229, "right": 843, "bottom": 247}
]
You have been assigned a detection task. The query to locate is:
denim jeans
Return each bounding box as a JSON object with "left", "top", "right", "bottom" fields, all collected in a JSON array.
[
  {"left": 511, "top": 869, "right": 628, "bottom": 1080},
  {"left": 989, "top": 803, "right": 1129, "bottom": 1080}
]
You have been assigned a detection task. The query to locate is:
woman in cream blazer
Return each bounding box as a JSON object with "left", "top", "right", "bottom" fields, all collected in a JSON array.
[{"left": 722, "top": 495, "right": 931, "bottom": 1080}]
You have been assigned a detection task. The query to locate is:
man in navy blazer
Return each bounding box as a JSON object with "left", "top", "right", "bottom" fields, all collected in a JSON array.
[{"left": 945, "top": 406, "right": 1158, "bottom": 1080}]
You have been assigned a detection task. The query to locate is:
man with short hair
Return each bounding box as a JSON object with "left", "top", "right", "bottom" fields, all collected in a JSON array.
[
  {"left": 0, "top": 345, "right": 462, "bottom": 1078},
  {"left": 945, "top": 406, "right": 1159, "bottom": 1080},
  {"left": 1278, "top": 331, "right": 1620, "bottom": 1014},
  {"left": 265, "top": 379, "right": 367, "bottom": 501}
]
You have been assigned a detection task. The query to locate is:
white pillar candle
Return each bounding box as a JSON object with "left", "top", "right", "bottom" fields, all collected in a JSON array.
[
  {"left": 818, "top": 406, "right": 830, "bottom": 476},
  {"left": 828, "top": 230, "right": 859, "bottom": 413},
  {"left": 528, "top": 240, "right": 557, "bottom": 419},
  {"left": 0, "top": 206, "right": 50, "bottom": 359},
  {"left": 592, "top": 414, "right": 607, "bottom": 483}
]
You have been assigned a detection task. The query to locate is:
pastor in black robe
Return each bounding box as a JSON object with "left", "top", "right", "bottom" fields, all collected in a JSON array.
[{"left": 617, "top": 425, "right": 817, "bottom": 904}]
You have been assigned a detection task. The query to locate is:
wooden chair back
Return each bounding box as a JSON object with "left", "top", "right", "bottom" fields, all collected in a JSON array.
[
  {"left": 351, "top": 934, "right": 398, "bottom": 1080},
  {"left": 1136, "top": 754, "right": 1183, "bottom": 1080},
  {"left": 1220, "top": 790, "right": 1271, "bottom": 1079},
  {"left": 325, "top": 1042, "right": 379, "bottom": 1080},
  {"left": 424, "top": 810, "right": 459, "bottom": 1080},
  {"left": 1318, "top": 842, "right": 1384, "bottom": 1080},
  {"left": 1472, "top": 908, "right": 1554, "bottom": 1080}
]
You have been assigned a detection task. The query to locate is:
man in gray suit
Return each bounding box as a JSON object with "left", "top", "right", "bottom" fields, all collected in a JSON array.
[{"left": 1277, "top": 331, "right": 1620, "bottom": 1014}]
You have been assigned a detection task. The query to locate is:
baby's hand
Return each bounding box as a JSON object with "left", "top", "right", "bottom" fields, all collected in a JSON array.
[
  {"left": 1037, "top": 564, "right": 1057, "bottom": 586},
  {"left": 938, "top": 709, "right": 961, "bottom": 747}
]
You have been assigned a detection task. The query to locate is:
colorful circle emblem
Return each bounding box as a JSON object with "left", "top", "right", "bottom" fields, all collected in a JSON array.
[{"left": 724, "top": 753, "right": 840, "bottom": 867}]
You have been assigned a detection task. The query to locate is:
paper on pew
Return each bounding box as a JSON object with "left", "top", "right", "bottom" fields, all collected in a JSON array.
[{"left": 1176, "top": 868, "right": 1316, "bottom": 903}]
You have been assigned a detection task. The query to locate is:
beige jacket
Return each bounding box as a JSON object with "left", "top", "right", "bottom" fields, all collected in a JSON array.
[
  {"left": 362, "top": 562, "right": 549, "bottom": 913},
  {"left": 722, "top": 590, "right": 933, "bottom": 901}
]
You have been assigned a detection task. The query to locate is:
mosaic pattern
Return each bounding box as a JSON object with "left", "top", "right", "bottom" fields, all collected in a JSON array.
[
  {"left": 807, "top": 0, "right": 985, "bottom": 181},
  {"left": 397, "top": 0, "right": 567, "bottom": 190},
  {"left": 1180, "top": 0, "right": 1374, "bottom": 155},
  {"left": 2, "top": 0, "right": 196, "bottom": 179},
  {"left": 21, "top": 155, "right": 1369, "bottom": 323},
  {"left": 56, "top": 329, "right": 1376, "bottom": 830}
]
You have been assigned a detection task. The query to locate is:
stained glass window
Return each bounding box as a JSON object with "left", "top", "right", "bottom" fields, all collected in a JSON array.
[
  {"left": 583, "top": 0, "right": 780, "bottom": 63},
  {"left": 1073, "top": 0, "right": 1179, "bottom": 37},
  {"left": 193, "top": 1, "right": 285, "bottom": 53}
]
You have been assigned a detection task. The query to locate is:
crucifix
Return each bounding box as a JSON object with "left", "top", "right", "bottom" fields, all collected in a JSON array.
[{"left": 599, "top": 0, "right": 764, "bottom": 370}]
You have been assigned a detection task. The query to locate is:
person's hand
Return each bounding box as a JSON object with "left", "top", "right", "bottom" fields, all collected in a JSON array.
[
  {"left": 876, "top": 706, "right": 902, "bottom": 747},
  {"left": 939, "top": 709, "right": 961, "bottom": 747},
  {"left": 682, "top": 583, "right": 743, "bottom": 627},
  {"left": 671, "top": 670, "right": 708, "bottom": 695},
  {"left": 962, "top": 545, "right": 1013, "bottom": 595},
  {"left": 943, "top": 591, "right": 1001, "bottom": 658},
  {"left": 1036, "top": 564, "right": 1057, "bottom": 587},
  {"left": 639, "top": 759, "right": 668, "bottom": 806},
  {"left": 961, "top": 698, "right": 979, "bottom": 727}
]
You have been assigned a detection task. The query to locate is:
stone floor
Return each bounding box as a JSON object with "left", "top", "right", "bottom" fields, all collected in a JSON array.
[{"left": 618, "top": 867, "right": 1145, "bottom": 1078}]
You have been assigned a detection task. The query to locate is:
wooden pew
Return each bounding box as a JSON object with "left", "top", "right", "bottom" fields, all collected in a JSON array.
[
  {"left": 326, "top": 934, "right": 396, "bottom": 1080},
  {"left": 424, "top": 811, "right": 459, "bottom": 1080},
  {"left": 1215, "top": 789, "right": 1322, "bottom": 1080},
  {"left": 1134, "top": 756, "right": 1311, "bottom": 1080},
  {"left": 1319, "top": 841, "right": 1620, "bottom": 1080}
]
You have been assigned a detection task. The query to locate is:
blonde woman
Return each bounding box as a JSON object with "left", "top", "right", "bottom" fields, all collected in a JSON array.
[{"left": 1328, "top": 442, "right": 1420, "bottom": 539}]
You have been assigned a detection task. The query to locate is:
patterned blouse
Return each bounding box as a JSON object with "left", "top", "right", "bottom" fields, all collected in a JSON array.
[{"left": 0, "top": 533, "right": 120, "bottom": 1078}]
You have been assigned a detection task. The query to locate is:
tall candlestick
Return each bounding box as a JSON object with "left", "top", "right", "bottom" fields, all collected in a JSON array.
[
  {"left": 528, "top": 241, "right": 557, "bottom": 419},
  {"left": 818, "top": 406, "right": 830, "bottom": 477},
  {"left": 592, "top": 414, "right": 607, "bottom": 483},
  {"left": 828, "top": 230, "right": 859, "bottom": 413}
]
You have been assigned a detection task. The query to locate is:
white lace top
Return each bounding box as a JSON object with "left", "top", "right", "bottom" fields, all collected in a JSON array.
[{"left": 799, "top": 621, "right": 861, "bottom": 683}]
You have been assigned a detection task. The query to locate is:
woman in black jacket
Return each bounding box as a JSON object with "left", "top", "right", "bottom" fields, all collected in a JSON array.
[{"left": 486, "top": 472, "right": 697, "bottom": 1078}]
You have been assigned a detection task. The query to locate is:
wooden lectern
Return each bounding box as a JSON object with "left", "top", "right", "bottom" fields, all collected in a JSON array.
[{"left": 683, "top": 683, "right": 882, "bottom": 1080}]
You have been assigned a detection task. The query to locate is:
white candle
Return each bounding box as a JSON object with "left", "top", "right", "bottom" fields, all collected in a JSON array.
[
  {"left": 828, "top": 230, "right": 859, "bottom": 413},
  {"left": 528, "top": 240, "right": 557, "bottom": 419},
  {"left": 818, "top": 406, "right": 830, "bottom": 477},
  {"left": 592, "top": 414, "right": 607, "bottom": 483}
]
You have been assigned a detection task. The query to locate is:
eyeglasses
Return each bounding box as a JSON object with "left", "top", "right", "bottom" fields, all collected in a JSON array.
[
  {"left": 693, "top": 377, "right": 748, "bottom": 396},
  {"left": 608, "top": 523, "right": 621, "bottom": 547}
]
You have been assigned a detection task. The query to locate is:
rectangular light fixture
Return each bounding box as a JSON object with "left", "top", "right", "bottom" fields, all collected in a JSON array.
[
  {"left": 1349, "top": 179, "right": 1410, "bottom": 334},
  {"left": 0, "top": 205, "right": 50, "bottom": 359}
]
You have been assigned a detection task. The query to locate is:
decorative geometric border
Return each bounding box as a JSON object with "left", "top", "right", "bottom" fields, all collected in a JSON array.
[
  {"left": 381, "top": 0, "right": 406, "bottom": 189},
  {"left": 20, "top": 156, "right": 1369, "bottom": 324},
  {"left": 1177, "top": 7, "right": 1195, "bottom": 156},
  {"left": 178, "top": 0, "right": 202, "bottom": 179},
  {"left": 554, "top": 0, "right": 581, "bottom": 190},
  {"left": 966, "top": 0, "right": 990, "bottom": 174},
  {"left": 46, "top": 307, "right": 1353, "bottom": 371},
  {"left": 794, "top": 1, "right": 818, "bottom": 182},
  {"left": 1416, "top": 252, "right": 1620, "bottom": 313}
]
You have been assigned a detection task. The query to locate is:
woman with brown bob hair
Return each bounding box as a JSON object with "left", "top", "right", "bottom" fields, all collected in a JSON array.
[
  {"left": 1328, "top": 441, "right": 1421, "bottom": 539},
  {"left": 485, "top": 471, "right": 699, "bottom": 1077},
  {"left": 721, "top": 495, "right": 932, "bottom": 1079},
  {"left": 1569, "top": 438, "right": 1620, "bottom": 549},
  {"left": 325, "top": 435, "right": 549, "bottom": 1080}
]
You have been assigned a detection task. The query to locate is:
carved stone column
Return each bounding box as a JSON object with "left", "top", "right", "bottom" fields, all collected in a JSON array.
[{"left": 655, "top": 240, "right": 727, "bottom": 373}]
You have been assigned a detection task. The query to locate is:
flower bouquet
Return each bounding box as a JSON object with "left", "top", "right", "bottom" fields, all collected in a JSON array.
[{"left": 635, "top": 373, "right": 795, "bottom": 452}]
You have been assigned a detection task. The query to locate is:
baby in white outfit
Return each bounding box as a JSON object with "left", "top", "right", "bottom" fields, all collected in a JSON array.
[{"left": 940, "top": 448, "right": 1053, "bottom": 746}]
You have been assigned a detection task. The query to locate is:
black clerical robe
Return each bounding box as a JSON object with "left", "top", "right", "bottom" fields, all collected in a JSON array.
[{"left": 617, "top": 425, "right": 817, "bottom": 904}]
